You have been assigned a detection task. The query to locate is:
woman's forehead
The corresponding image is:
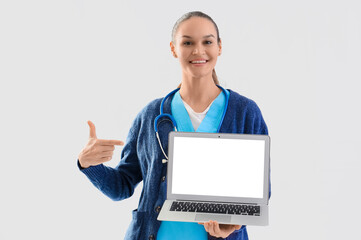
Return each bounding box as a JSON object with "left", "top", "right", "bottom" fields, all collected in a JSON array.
[{"left": 176, "top": 17, "right": 217, "bottom": 38}]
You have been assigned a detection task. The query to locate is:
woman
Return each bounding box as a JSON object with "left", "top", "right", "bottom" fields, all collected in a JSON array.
[{"left": 78, "top": 11, "right": 269, "bottom": 240}]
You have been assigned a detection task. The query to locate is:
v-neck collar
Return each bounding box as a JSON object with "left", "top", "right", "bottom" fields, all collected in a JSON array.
[{"left": 171, "top": 89, "right": 228, "bottom": 133}]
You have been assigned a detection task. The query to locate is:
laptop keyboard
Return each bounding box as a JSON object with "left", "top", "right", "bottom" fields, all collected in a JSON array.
[{"left": 170, "top": 201, "right": 260, "bottom": 216}]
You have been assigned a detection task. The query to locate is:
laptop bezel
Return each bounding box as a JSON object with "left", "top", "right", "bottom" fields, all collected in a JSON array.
[{"left": 166, "top": 132, "right": 270, "bottom": 205}]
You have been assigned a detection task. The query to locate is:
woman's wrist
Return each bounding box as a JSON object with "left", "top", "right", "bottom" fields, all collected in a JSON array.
[{"left": 77, "top": 159, "right": 89, "bottom": 169}]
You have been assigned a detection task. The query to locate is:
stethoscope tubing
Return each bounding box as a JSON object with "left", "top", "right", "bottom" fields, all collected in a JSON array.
[
  {"left": 154, "top": 88, "right": 180, "bottom": 132},
  {"left": 154, "top": 85, "right": 229, "bottom": 162}
]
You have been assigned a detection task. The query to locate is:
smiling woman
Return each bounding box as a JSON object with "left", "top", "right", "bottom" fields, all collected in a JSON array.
[{"left": 77, "top": 10, "right": 269, "bottom": 240}]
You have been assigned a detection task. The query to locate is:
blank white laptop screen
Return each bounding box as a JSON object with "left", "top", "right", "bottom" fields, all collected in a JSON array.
[{"left": 172, "top": 137, "right": 265, "bottom": 199}]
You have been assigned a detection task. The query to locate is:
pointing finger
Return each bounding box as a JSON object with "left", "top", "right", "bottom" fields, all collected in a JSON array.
[
  {"left": 99, "top": 145, "right": 115, "bottom": 152},
  {"left": 87, "top": 120, "right": 97, "bottom": 139},
  {"left": 98, "top": 139, "right": 124, "bottom": 146}
]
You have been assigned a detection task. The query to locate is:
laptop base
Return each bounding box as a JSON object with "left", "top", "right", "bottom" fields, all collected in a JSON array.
[{"left": 158, "top": 200, "right": 269, "bottom": 226}]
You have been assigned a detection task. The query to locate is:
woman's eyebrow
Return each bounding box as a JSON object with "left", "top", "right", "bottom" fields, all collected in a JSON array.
[{"left": 181, "top": 34, "right": 215, "bottom": 39}]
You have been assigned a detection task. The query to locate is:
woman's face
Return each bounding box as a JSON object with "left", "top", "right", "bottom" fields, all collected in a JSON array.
[{"left": 170, "top": 17, "right": 222, "bottom": 80}]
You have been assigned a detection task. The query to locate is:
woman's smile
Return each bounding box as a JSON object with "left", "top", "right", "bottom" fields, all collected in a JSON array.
[{"left": 189, "top": 59, "right": 209, "bottom": 66}]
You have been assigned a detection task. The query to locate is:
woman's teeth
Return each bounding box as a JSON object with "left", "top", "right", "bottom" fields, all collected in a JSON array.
[{"left": 191, "top": 60, "right": 207, "bottom": 64}]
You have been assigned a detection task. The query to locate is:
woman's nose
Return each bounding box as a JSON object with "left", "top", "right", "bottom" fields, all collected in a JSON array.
[{"left": 192, "top": 45, "right": 205, "bottom": 55}]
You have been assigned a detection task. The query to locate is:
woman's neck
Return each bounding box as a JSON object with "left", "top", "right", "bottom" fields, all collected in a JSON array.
[{"left": 179, "top": 75, "right": 221, "bottom": 113}]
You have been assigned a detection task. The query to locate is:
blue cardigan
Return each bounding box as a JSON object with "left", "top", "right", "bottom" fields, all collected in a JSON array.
[{"left": 78, "top": 89, "right": 269, "bottom": 240}]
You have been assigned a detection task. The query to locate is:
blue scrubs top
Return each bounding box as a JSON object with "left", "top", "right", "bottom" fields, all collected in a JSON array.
[{"left": 157, "top": 89, "right": 229, "bottom": 240}]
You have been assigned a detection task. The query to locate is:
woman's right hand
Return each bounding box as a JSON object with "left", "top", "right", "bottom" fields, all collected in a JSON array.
[{"left": 78, "top": 120, "right": 124, "bottom": 169}]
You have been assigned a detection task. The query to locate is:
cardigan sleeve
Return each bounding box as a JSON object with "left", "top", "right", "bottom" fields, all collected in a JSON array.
[{"left": 77, "top": 114, "right": 143, "bottom": 201}]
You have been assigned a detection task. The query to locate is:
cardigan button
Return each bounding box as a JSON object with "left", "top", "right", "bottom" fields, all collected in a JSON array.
[
  {"left": 149, "top": 234, "right": 155, "bottom": 240},
  {"left": 155, "top": 205, "right": 161, "bottom": 213},
  {"left": 161, "top": 176, "right": 166, "bottom": 182}
]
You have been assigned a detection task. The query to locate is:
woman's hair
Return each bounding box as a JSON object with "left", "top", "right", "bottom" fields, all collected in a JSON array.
[{"left": 172, "top": 11, "right": 221, "bottom": 88}]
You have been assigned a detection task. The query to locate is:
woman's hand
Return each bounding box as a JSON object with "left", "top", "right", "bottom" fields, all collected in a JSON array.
[
  {"left": 78, "top": 121, "right": 124, "bottom": 168},
  {"left": 198, "top": 220, "right": 242, "bottom": 238}
]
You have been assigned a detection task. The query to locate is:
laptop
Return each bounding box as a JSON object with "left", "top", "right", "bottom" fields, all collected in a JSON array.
[{"left": 157, "top": 132, "right": 271, "bottom": 226}]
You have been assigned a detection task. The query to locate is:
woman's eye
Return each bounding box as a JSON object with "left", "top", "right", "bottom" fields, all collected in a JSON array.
[{"left": 183, "top": 41, "right": 212, "bottom": 45}]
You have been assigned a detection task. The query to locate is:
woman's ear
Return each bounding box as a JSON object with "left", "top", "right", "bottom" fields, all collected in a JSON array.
[
  {"left": 170, "top": 41, "right": 178, "bottom": 58},
  {"left": 218, "top": 38, "right": 222, "bottom": 56}
]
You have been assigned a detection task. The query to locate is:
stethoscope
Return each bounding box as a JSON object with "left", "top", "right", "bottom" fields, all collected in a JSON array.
[{"left": 154, "top": 85, "right": 229, "bottom": 164}]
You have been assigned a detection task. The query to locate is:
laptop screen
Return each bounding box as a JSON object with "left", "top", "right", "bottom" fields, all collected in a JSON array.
[{"left": 171, "top": 136, "right": 265, "bottom": 199}]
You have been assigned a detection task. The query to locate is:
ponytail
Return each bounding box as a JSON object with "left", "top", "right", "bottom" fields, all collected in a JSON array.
[{"left": 212, "top": 68, "right": 220, "bottom": 85}]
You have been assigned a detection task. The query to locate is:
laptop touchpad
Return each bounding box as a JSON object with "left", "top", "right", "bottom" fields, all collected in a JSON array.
[{"left": 195, "top": 214, "right": 231, "bottom": 223}]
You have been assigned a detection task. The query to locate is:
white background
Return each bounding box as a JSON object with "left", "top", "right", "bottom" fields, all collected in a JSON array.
[
  {"left": 1, "top": 0, "right": 360, "bottom": 239},
  {"left": 172, "top": 138, "right": 265, "bottom": 198}
]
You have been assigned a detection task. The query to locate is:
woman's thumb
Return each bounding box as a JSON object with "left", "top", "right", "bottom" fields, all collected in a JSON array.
[{"left": 87, "top": 120, "right": 97, "bottom": 139}]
